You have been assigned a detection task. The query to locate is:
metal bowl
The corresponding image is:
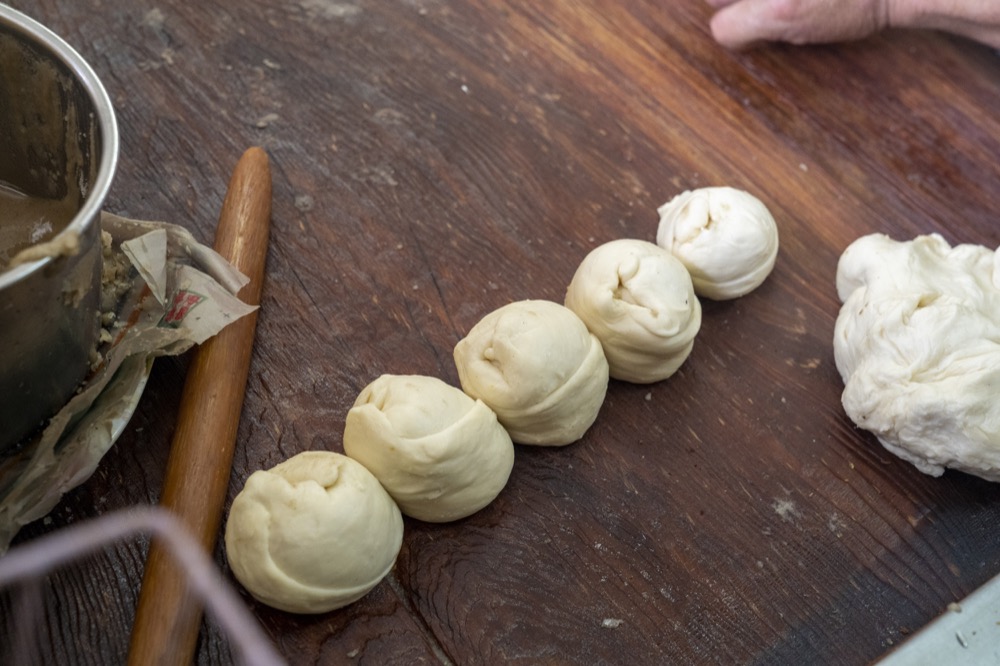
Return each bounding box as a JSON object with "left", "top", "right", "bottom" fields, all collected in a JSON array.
[{"left": 0, "top": 6, "right": 118, "bottom": 453}]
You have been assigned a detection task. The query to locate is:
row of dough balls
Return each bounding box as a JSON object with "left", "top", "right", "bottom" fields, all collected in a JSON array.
[{"left": 223, "top": 186, "right": 779, "bottom": 615}]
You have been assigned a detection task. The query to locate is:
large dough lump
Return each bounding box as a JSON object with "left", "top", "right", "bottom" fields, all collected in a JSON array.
[
  {"left": 453, "top": 299, "right": 609, "bottom": 446},
  {"left": 565, "top": 238, "right": 701, "bottom": 383},
  {"left": 224, "top": 451, "right": 404, "bottom": 613},
  {"left": 834, "top": 233, "right": 1000, "bottom": 482},
  {"left": 343, "top": 374, "right": 515, "bottom": 522},
  {"left": 656, "top": 186, "right": 778, "bottom": 300}
]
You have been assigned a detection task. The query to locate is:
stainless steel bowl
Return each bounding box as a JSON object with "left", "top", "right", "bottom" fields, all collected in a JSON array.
[{"left": 0, "top": 6, "right": 118, "bottom": 453}]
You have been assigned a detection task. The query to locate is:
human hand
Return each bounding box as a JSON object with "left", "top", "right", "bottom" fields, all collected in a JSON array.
[
  {"left": 706, "top": 0, "right": 890, "bottom": 49},
  {"left": 706, "top": 0, "right": 1000, "bottom": 50}
]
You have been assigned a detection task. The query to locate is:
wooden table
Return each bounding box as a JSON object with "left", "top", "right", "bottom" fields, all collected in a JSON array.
[{"left": 4, "top": 1, "right": 1000, "bottom": 663}]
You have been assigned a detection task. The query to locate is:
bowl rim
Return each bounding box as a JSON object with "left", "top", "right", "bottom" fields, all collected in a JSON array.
[{"left": 0, "top": 5, "right": 119, "bottom": 289}]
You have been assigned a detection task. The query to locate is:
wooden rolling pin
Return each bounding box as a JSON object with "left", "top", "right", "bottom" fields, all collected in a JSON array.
[{"left": 128, "top": 147, "right": 272, "bottom": 666}]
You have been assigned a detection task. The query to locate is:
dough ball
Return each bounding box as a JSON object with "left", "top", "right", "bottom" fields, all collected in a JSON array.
[
  {"left": 656, "top": 186, "right": 779, "bottom": 300},
  {"left": 343, "top": 374, "right": 515, "bottom": 522},
  {"left": 565, "top": 238, "right": 701, "bottom": 383},
  {"left": 453, "top": 299, "right": 609, "bottom": 446},
  {"left": 834, "top": 233, "right": 1000, "bottom": 482},
  {"left": 224, "top": 451, "right": 403, "bottom": 614}
]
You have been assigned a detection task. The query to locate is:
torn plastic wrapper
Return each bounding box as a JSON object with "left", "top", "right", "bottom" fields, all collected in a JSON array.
[{"left": 0, "top": 212, "right": 257, "bottom": 552}]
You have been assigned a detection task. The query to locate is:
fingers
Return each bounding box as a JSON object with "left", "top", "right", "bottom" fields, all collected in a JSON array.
[
  {"left": 707, "top": 0, "right": 889, "bottom": 50},
  {"left": 707, "top": 0, "right": 1000, "bottom": 50},
  {"left": 899, "top": 1, "right": 1000, "bottom": 49},
  {"left": 709, "top": 0, "right": 788, "bottom": 50}
]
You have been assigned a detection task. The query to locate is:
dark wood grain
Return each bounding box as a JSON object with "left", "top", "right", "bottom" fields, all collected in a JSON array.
[{"left": 2, "top": 1, "right": 999, "bottom": 664}]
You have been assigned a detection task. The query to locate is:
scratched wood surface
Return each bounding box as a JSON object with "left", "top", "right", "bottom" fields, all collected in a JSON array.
[{"left": 3, "top": 0, "right": 1000, "bottom": 664}]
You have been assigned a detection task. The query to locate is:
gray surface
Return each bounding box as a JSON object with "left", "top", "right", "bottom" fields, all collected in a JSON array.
[{"left": 877, "top": 573, "right": 1000, "bottom": 665}]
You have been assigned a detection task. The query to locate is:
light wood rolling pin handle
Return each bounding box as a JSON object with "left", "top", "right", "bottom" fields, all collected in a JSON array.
[{"left": 128, "top": 147, "right": 272, "bottom": 666}]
